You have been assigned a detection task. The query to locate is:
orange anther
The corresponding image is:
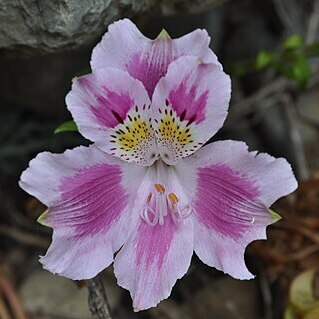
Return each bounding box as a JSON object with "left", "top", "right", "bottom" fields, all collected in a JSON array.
[
  {"left": 147, "top": 193, "right": 152, "bottom": 203},
  {"left": 168, "top": 193, "right": 179, "bottom": 205},
  {"left": 154, "top": 183, "right": 165, "bottom": 194}
]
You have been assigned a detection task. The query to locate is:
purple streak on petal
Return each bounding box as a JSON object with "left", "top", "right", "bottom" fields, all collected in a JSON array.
[
  {"left": 78, "top": 76, "right": 134, "bottom": 128},
  {"left": 168, "top": 76, "right": 209, "bottom": 124},
  {"left": 49, "top": 163, "right": 129, "bottom": 236},
  {"left": 125, "top": 38, "right": 174, "bottom": 97},
  {"left": 136, "top": 214, "right": 177, "bottom": 268},
  {"left": 195, "top": 164, "right": 260, "bottom": 239}
]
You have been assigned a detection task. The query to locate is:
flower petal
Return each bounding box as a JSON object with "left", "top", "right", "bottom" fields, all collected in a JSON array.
[
  {"left": 19, "top": 145, "right": 148, "bottom": 279},
  {"left": 114, "top": 213, "right": 193, "bottom": 310},
  {"left": 91, "top": 19, "right": 219, "bottom": 97},
  {"left": 151, "top": 57, "right": 231, "bottom": 165},
  {"left": 174, "top": 140, "right": 297, "bottom": 279},
  {"left": 66, "top": 68, "right": 158, "bottom": 165}
]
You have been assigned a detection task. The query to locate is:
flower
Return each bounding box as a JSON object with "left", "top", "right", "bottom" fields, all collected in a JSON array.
[{"left": 19, "top": 19, "right": 298, "bottom": 310}]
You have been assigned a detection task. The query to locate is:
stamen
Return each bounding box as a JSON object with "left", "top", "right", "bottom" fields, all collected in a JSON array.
[
  {"left": 168, "top": 193, "right": 179, "bottom": 206},
  {"left": 141, "top": 206, "right": 158, "bottom": 226},
  {"left": 140, "top": 180, "right": 193, "bottom": 226},
  {"left": 147, "top": 193, "right": 152, "bottom": 203},
  {"left": 177, "top": 204, "right": 193, "bottom": 218},
  {"left": 171, "top": 206, "right": 182, "bottom": 224},
  {"left": 154, "top": 183, "right": 165, "bottom": 194},
  {"left": 171, "top": 204, "right": 193, "bottom": 224}
]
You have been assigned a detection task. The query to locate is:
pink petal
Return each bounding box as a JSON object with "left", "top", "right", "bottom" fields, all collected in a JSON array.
[
  {"left": 91, "top": 19, "right": 219, "bottom": 97},
  {"left": 114, "top": 214, "right": 193, "bottom": 310},
  {"left": 194, "top": 220, "right": 266, "bottom": 279},
  {"left": 19, "top": 145, "right": 148, "bottom": 279},
  {"left": 151, "top": 56, "right": 231, "bottom": 165},
  {"left": 174, "top": 140, "right": 297, "bottom": 279},
  {"left": 110, "top": 159, "right": 194, "bottom": 310},
  {"left": 66, "top": 68, "right": 158, "bottom": 165}
]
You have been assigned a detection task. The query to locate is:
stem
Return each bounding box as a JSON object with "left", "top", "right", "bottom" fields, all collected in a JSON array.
[
  {"left": 87, "top": 275, "right": 112, "bottom": 319},
  {"left": 0, "top": 276, "right": 28, "bottom": 319}
]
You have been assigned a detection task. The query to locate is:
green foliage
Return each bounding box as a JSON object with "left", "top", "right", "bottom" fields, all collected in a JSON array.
[
  {"left": 284, "top": 305, "right": 296, "bottom": 319},
  {"left": 284, "top": 34, "right": 303, "bottom": 50},
  {"left": 231, "top": 33, "right": 315, "bottom": 87},
  {"left": 255, "top": 50, "right": 274, "bottom": 70},
  {"left": 54, "top": 120, "right": 78, "bottom": 134},
  {"left": 287, "top": 54, "right": 311, "bottom": 87},
  {"left": 285, "top": 269, "right": 319, "bottom": 319}
]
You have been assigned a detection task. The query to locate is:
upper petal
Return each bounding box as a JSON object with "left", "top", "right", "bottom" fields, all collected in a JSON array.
[
  {"left": 174, "top": 140, "right": 297, "bottom": 279},
  {"left": 91, "top": 19, "right": 219, "bottom": 97},
  {"left": 19, "top": 145, "right": 148, "bottom": 279},
  {"left": 151, "top": 56, "right": 231, "bottom": 165},
  {"left": 66, "top": 68, "right": 157, "bottom": 166}
]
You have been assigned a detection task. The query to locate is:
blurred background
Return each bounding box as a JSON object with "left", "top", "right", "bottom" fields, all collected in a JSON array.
[{"left": 1, "top": 0, "right": 319, "bottom": 318}]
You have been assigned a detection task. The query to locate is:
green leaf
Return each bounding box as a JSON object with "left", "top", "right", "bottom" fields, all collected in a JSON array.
[
  {"left": 255, "top": 50, "right": 273, "bottom": 69},
  {"left": 291, "top": 55, "right": 311, "bottom": 87},
  {"left": 304, "top": 308, "right": 319, "bottom": 319},
  {"left": 284, "top": 305, "right": 296, "bottom": 319},
  {"left": 284, "top": 34, "right": 303, "bottom": 50},
  {"left": 54, "top": 120, "right": 78, "bottom": 134},
  {"left": 290, "top": 269, "right": 319, "bottom": 315}
]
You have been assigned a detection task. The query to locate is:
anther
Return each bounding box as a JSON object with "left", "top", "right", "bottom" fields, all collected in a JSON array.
[
  {"left": 168, "top": 193, "right": 179, "bottom": 206},
  {"left": 154, "top": 184, "right": 165, "bottom": 194},
  {"left": 147, "top": 193, "right": 152, "bottom": 203}
]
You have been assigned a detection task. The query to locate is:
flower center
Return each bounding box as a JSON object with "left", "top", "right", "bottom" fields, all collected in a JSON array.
[{"left": 141, "top": 183, "right": 193, "bottom": 226}]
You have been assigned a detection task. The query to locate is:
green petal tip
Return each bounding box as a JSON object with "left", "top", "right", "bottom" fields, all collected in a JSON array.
[
  {"left": 269, "top": 208, "right": 282, "bottom": 223},
  {"left": 54, "top": 120, "right": 78, "bottom": 134},
  {"left": 156, "top": 28, "right": 171, "bottom": 40},
  {"left": 37, "top": 209, "right": 51, "bottom": 227}
]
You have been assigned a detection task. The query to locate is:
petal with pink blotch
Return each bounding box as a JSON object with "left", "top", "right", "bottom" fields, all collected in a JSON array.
[
  {"left": 114, "top": 213, "right": 193, "bottom": 310},
  {"left": 174, "top": 140, "right": 297, "bottom": 279},
  {"left": 151, "top": 56, "right": 231, "bottom": 165},
  {"left": 66, "top": 68, "right": 157, "bottom": 166},
  {"left": 91, "top": 18, "right": 219, "bottom": 97},
  {"left": 19, "top": 145, "right": 148, "bottom": 279},
  {"left": 113, "top": 161, "right": 194, "bottom": 310}
]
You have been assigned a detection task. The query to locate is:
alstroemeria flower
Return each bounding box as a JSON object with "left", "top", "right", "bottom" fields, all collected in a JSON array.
[{"left": 19, "top": 19, "right": 297, "bottom": 311}]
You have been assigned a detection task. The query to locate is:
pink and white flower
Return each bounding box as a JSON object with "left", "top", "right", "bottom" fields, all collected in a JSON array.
[{"left": 19, "top": 19, "right": 297, "bottom": 310}]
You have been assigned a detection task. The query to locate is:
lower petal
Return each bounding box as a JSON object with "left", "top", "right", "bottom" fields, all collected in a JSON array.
[
  {"left": 194, "top": 218, "right": 266, "bottom": 279},
  {"left": 174, "top": 140, "right": 297, "bottom": 279},
  {"left": 40, "top": 207, "right": 130, "bottom": 280},
  {"left": 20, "top": 145, "right": 147, "bottom": 279},
  {"left": 114, "top": 214, "right": 193, "bottom": 310}
]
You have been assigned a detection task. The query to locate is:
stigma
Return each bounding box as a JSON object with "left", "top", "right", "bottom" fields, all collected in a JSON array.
[{"left": 141, "top": 183, "right": 193, "bottom": 226}]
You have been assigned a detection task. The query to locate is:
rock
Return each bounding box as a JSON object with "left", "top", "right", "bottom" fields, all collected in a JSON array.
[
  {"left": 0, "top": 6, "right": 225, "bottom": 117},
  {"left": 19, "top": 267, "right": 122, "bottom": 319},
  {"left": 149, "top": 275, "right": 259, "bottom": 319},
  {"left": 19, "top": 269, "right": 91, "bottom": 319},
  {"left": 0, "top": 0, "right": 226, "bottom": 57}
]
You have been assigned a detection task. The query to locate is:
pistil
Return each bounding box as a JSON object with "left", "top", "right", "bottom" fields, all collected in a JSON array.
[{"left": 141, "top": 184, "right": 193, "bottom": 226}]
